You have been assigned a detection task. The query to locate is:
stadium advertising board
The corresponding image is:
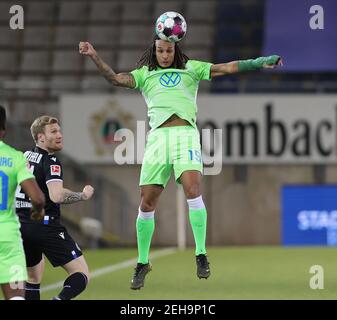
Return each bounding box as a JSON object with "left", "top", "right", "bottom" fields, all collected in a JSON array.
[
  {"left": 61, "top": 94, "right": 337, "bottom": 165},
  {"left": 264, "top": 0, "right": 337, "bottom": 71},
  {"left": 282, "top": 185, "right": 337, "bottom": 246}
]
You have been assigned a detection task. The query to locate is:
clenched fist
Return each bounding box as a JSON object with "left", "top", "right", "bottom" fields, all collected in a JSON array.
[
  {"left": 31, "top": 208, "right": 45, "bottom": 221},
  {"left": 82, "top": 185, "right": 94, "bottom": 200},
  {"left": 79, "top": 41, "right": 96, "bottom": 57}
]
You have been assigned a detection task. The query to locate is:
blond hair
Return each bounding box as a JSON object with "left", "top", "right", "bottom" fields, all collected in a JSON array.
[{"left": 31, "top": 115, "right": 59, "bottom": 143}]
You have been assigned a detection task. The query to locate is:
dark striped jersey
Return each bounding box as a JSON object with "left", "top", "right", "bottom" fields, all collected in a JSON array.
[{"left": 16, "top": 146, "right": 63, "bottom": 222}]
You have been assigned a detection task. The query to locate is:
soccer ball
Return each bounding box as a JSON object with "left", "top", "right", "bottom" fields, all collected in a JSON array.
[{"left": 155, "top": 11, "right": 187, "bottom": 43}]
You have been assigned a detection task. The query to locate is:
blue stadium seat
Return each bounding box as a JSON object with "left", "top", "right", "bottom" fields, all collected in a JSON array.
[
  {"left": 215, "top": 47, "right": 242, "bottom": 64},
  {"left": 217, "top": 2, "right": 244, "bottom": 23},
  {"left": 216, "top": 24, "right": 245, "bottom": 46},
  {"left": 249, "top": 24, "right": 263, "bottom": 46},
  {"left": 243, "top": 3, "right": 265, "bottom": 23},
  {"left": 185, "top": 24, "right": 214, "bottom": 47},
  {"left": 211, "top": 77, "right": 240, "bottom": 93}
]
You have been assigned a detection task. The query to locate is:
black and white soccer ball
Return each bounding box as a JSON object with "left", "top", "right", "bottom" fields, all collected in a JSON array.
[{"left": 155, "top": 11, "right": 187, "bottom": 43}]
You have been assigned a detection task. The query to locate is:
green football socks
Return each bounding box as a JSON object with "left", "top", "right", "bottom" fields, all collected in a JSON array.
[
  {"left": 136, "top": 216, "right": 155, "bottom": 264},
  {"left": 189, "top": 208, "right": 207, "bottom": 255}
]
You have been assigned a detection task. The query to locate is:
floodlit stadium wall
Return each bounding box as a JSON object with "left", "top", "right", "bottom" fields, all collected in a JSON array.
[{"left": 60, "top": 94, "right": 337, "bottom": 245}]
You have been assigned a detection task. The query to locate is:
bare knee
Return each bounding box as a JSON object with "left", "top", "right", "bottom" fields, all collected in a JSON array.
[
  {"left": 77, "top": 267, "right": 90, "bottom": 283},
  {"left": 27, "top": 259, "right": 44, "bottom": 284},
  {"left": 27, "top": 269, "right": 43, "bottom": 284},
  {"left": 70, "top": 269, "right": 90, "bottom": 284},
  {"left": 140, "top": 190, "right": 158, "bottom": 212},
  {"left": 80, "top": 260, "right": 90, "bottom": 282},
  {"left": 83, "top": 269, "right": 90, "bottom": 283},
  {"left": 184, "top": 184, "right": 201, "bottom": 199},
  {"left": 63, "top": 256, "right": 90, "bottom": 282},
  {"left": 140, "top": 198, "right": 156, "bottom": 212}
]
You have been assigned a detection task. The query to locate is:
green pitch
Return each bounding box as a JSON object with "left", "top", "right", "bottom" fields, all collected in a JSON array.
[{"left": 1, "top": 247, "right": 337, "bottom": 300}]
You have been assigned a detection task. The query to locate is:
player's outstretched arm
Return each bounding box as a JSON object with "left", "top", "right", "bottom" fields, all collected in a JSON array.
[
  {"left": 47, "top": 180, "right": 94, "bottom": 205},
  {"left": 79, "top": 41, "right": 136, "bottom": 88},
  {"left": 20, "top": 178, "right": 45, "bottom": 221},
  {"left": 210, "top": 55, "right": 283, "bottom": 78}
]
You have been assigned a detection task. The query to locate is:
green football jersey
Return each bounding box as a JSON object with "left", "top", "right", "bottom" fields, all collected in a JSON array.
[
  {"left": 0, "top": 141, "right": 34, "bottom": 224},
  {"left": 131, "top": 60, "right": 212, "bottom": 130}
]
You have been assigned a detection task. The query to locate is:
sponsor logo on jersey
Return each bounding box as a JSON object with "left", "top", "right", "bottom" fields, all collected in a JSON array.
[
  {"left": 24, "top": 151, "right": 42, "bottom": 164},
  {"left": 0, "top": 157, "right": 13, "bottom": 167},
  {"left": 159, "top": 72, "right": 181, "bottom": 87},
  {"left": 15, "top": 200, "right": 32, "bottom": 208},
  {"left": 50, "top": 165, "right": 61, "bottom": 176},
  {"left": 51, "top": 157, "right": 57, "bottom": 162},
  {"left": 59, "top": 232, "right": 65, "bottom": 239}
]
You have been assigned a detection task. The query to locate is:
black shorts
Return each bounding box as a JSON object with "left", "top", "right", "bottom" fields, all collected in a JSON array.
[{"left": 20, "top": 222, "right": 83, "bottom": 267}]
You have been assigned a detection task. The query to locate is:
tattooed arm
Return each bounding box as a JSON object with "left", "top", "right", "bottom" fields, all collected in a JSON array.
[
  {"left": 47, "top": 181, "right": 94, "bottom": 205},
  {"left": 62, "top": 189, "right": 86, "bottom": 204},
  {"left": 79, "top": 41, "right": 135, "bottom": 88}
]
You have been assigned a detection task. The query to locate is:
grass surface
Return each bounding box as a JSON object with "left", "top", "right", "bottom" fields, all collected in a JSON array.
[{"left": 2, "top": 246, "right": 336, "bottom": 300}]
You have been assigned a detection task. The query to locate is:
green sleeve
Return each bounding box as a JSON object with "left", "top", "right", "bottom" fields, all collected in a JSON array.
[
  {"left": 189, "top": 60, "right": 213, "bottom": 81},
  {"left": 16, "top": 151, "right": 34, "bottom": 185},
  {"left": 130, "top": 67, "right": 147, "bottom": 90},
  {"left": 238, "top": 55, "right": 281, "bottom": 72}
]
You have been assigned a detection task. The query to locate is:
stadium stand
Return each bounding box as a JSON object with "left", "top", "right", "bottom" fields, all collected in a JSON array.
[{"left": 1, "top": 0, "right": 336, "bottom": 247}]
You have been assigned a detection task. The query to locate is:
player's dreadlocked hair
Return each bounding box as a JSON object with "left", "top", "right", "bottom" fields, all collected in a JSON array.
[{"left": 136, "top": 35, "right": 189, "bottom": 71}]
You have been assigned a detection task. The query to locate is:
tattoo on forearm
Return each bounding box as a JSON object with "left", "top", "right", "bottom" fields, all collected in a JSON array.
[
  {"left": 62, "top": 191, "right": 84, "bottom": 204},
  {"left": 91, "top": 55, "right": 135, "bottom": 88},
  {"left": 92, "top": 55, "right": 117, "bottom": 83},
  {"left": 116, "top": 73, "right": 135, "bottom": 88}
]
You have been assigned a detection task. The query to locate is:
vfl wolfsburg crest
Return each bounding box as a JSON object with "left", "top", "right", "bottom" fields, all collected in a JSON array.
[
  {"left": 159, "top": 72, "right": 181, "bottom": 87},
  {"left": 90, "top": 100, "right": 135, "bottom": 156}
]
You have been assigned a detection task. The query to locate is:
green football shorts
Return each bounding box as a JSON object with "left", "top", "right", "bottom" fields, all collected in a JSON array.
[
  {"left": 140, "top": 126, "right": 203, "bottom": 187},
  {"left": 0, "top": 221, "right": 27, "bottom": 284}
]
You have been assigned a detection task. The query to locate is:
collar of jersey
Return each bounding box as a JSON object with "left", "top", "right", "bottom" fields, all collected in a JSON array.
[{"left": 34, "top": 145, "right": 49, "bottom": 155}]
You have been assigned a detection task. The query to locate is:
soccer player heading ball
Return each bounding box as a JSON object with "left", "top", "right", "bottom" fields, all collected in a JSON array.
[
  {"left": 79, "top": 12, "right": 282, "bottom": 290},
  {"left": 155, "top": 11, "right": 187, "bottom": 43}
]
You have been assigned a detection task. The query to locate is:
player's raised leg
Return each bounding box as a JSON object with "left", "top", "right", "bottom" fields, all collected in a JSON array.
[
  {"left": 130, "top": 184, "right": 163, "bottom": 290},
  {"left": 180, "top": 171, "right": 210, "bottom": 279},
  {"left": 52, "top": 255, "right": 90, "bottom": 300}
]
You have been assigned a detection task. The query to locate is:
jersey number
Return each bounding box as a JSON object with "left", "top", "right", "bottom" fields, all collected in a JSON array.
[
  {"left": 0, "top": 171, "right": 9, "bottom": 210},
  {"left": 15, "top": 165, "right": 35, "bottom": 199},
  {"left": 189, "top": 149, "right": 202, "bottom": 163}
]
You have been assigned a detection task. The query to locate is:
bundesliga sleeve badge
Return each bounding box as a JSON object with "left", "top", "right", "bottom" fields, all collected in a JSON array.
[{"left": 50, "top": 165, "right": 61, "bottom": 176}]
